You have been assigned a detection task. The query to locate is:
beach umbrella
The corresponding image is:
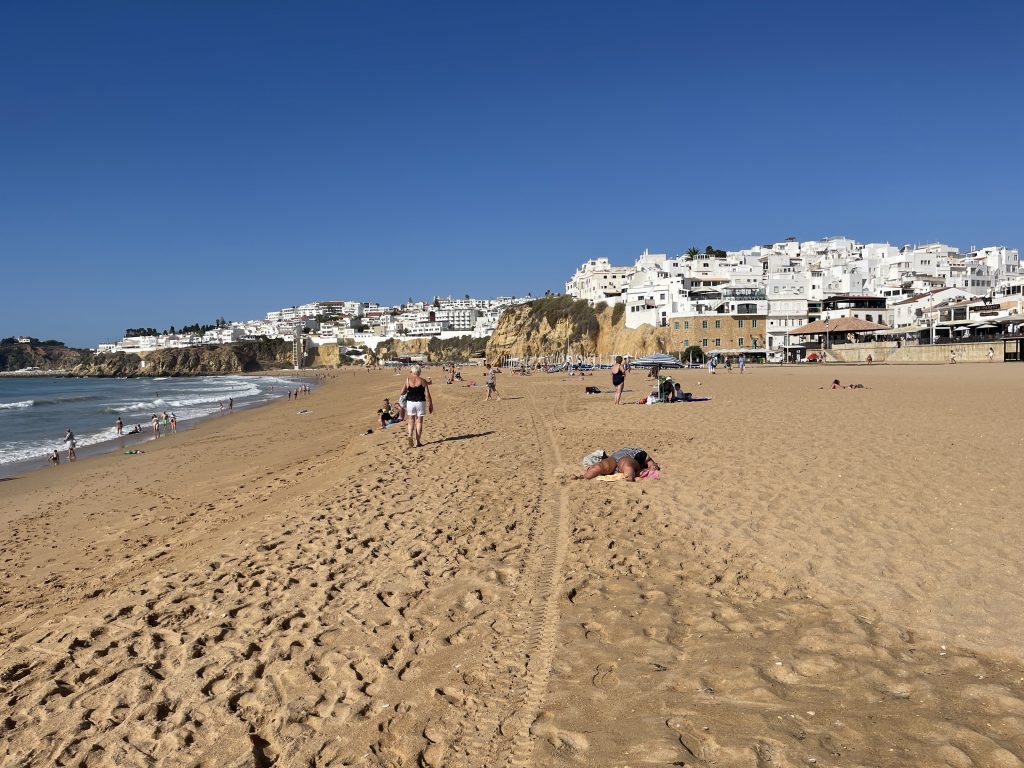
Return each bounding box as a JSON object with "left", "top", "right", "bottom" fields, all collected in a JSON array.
[{"left": 631, "top": 352, "right": 684, "bottom": 368}]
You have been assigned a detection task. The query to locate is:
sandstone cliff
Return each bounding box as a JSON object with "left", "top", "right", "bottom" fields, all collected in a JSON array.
[{"left": 486, "top": 298, "right": 683, "bottom": 362}]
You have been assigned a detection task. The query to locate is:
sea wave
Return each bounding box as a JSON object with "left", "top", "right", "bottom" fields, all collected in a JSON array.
[
  {"left": 0, "top": 400, "right": 34, "bottom": 410},
  {"left": 34, "top": 394, "right": 100, "bottom": 406},
  {"left": 102, "top": 384, "right": 262, "bottom": 413},
  {"left": 0, "top": 425, "right": 120, "bottom": 465}
]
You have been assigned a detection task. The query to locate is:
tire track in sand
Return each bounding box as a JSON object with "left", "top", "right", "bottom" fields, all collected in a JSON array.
[{"left": 467, "top": 387, "right": 570, "bottom": 767}]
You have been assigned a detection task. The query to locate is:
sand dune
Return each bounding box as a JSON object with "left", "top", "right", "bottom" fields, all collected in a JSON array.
[{"left": 2, "top": 364, "right": 1023, "bottom": 767}]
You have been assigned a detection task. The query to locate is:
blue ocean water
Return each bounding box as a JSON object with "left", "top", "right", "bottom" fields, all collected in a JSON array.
[{"left": 0, "top": 375, "right": 297, "bottom": 467}]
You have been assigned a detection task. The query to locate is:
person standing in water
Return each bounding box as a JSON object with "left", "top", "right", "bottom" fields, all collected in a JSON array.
[
  {"left": 400, "top": 365, "right": 433, "bottom": 448},
  {"left": 115, "top": 416, "right": 123, "bottom": 435},
  {"left": 64, "top": 428, "right": 77, "bottom": 462}
]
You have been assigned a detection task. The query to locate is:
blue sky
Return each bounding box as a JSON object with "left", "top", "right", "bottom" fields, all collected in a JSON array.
[{"left": 2, "top": 1, "right": 1021, "bottom": 347}]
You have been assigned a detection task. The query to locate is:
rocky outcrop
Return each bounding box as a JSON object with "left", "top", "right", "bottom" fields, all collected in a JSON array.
[
  {"left": 2, "top": 339, "right": 298, "bottom": 377},
  {"left": 486, "top": 299, "right": 680, "bottom": 362},
  {"left": 0, "top": 342, "right": 85, "bottom": 372}
]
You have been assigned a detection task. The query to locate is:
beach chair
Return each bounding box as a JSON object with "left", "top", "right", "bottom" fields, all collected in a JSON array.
[{"left": 653, "top": 375, "right": 671, "bottom": 403}]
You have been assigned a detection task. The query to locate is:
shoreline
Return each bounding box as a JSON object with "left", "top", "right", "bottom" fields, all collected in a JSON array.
[{"left": 0, "top": 370, "right": 326, "bottom": 480}]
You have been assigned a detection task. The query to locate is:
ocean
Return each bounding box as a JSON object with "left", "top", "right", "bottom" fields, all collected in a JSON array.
[{"left": 0, "top": 374, "right": 300, "bottom": 471}]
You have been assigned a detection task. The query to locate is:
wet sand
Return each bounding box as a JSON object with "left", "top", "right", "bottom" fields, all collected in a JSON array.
[{"left": 1, "top": 364, "right": 1023, "bottom": 767}]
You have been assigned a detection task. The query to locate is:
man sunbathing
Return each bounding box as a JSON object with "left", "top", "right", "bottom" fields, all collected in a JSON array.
[{"left": 575, "top": 447, "right": 660, "bottom": 482}]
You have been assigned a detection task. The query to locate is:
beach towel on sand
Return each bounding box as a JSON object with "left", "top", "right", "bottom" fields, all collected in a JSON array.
[{"left": 597, "top": 473, "right": 625, "bottom": 482}]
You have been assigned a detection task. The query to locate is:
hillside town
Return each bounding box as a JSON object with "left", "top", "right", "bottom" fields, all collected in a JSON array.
[
  {"left": 94, "top": 296, "right": 532, "bottom": 357},
  {"left": 565, "top": 237, "right": 1024, "bottom": 361},
  {"left": 89, "top": 235, "right": 1024, "bottom": 365}
]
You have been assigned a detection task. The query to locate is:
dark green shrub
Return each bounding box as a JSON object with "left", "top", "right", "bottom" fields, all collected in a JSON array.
[
  {"left": 611, "top": 303, "right": 625, "bottom": 325},
  {"left": 682, "top": 345, "right": 706, "bottom": 364}
]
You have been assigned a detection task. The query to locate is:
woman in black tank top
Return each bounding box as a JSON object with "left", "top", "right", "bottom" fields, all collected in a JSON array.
[
  {"left": 400, "top": 365, "right": 433, "bottom": 448},
  {"left": 610, "top": 355, "right": 626, "bottom": 405}
]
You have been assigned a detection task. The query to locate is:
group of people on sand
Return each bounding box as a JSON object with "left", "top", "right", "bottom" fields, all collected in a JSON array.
[
  {"left": 443, "top": 364, "right": 463, "bottom": 384},
  {"left": 609, "top": 356, "right": 703, "bottom": 405},
  {"left": 150, "top": 411, "right": 177, "bottom": 436},
  {"left": 287, "top": 385, "right": 310, "bottom": 400}
]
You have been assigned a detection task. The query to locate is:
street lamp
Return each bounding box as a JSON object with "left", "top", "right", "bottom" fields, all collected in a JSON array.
[{"left": 824, "top": 317, "right": 830, "bottom": 355}]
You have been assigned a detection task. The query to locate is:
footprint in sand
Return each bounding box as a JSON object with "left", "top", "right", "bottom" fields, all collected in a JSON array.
[
  {"left": 666, "top": 715, "right": 722, "bottom": 765},
  {"left": 592, "top": 661, "right": 620, "bottom": 689},
  {"left": 531, "top": 711, "right": 589, "bottom": 753}
]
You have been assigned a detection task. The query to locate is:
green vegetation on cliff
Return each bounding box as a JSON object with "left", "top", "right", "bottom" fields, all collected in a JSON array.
[
  {"left": 523, "top": 296, "right": 599, "bottom": 345},
  {"left": 376, "top": 335, "right": 488, "bottom": 363}
]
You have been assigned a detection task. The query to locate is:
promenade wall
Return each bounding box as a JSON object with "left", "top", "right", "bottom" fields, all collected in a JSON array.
[{"left": 823, "top": 340, "right": 1003, "bottom": 364}]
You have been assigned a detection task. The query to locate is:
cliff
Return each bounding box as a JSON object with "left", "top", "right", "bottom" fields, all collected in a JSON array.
[
  {"left": 0, "top": 340, "right": 294, "bottom": 376},
  {"left": 376, "top": 336, "right": 488, "bottom": 363},
  {"left": 486, "top": 297, "right": 682, "bottom": 362},
  {"left": 0, "top": 342, "right": 86, "bottom": 372}
]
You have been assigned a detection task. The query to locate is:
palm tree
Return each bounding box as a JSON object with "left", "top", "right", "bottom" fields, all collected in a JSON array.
[{"left": 686, "top": 247, "right": 700, "bottom": 258}]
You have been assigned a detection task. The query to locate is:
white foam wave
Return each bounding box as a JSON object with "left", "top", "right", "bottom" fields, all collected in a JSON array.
[
  {"left": 0, "top": 400, "right": 34, "bottom": 410},
  {"left": 0, "top": 425, "right": 120, "bottom": 465}
]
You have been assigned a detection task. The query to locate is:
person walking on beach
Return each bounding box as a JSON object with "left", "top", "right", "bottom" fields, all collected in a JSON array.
[
  {"left": 738, "top": 353, "right": 746, "bottom": 373},
  {"left": 485, "top": 364, "right": 501, "bottom": 401},
  {"left": 611, "top": 355, "right": 626, "bottom": 405},
  {"left": 152, "top": 414, "right": 160, "bottom": 436},
  {"left": 64, "top": 428, "right": 77, "bottom": 462},
  {"left": 988, "top": 346, "right": 995, "bottom": 362},
  {"left": 228, "top": 397, "right": 234, "bottom": 412},
  {"left": 401, "top": 365, "right": 433, "bottom": 448},
  {"left": 115, "top": 416, "right": 123, "bottom": 435},
  {"left": 169, "top": 413, "right": 177, "bottom": 433}
]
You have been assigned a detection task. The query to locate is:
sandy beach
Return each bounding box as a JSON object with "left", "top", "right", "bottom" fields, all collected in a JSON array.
[{"left": 2, "top": 364, "right": 1023, "bottom": 767}]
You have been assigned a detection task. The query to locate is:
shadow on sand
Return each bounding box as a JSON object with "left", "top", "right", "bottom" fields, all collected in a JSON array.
[{"left": 432, "top": 431, "right": 496, "bottom": 444}]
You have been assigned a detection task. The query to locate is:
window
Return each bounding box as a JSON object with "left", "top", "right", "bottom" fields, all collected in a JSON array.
[
  {"left": 738, "top": 319, "right": 744, "bottom": 328},
  {"left": 738, "top": 337, "right": 744, "bottom": 347},
  {"left": 715, "top": 320, "right": 721, "bottom": 329},
  {"left": 865, "top": 314, "right": 873, "bottom": 323},
  {"left": 714, "top": 339, "right": 721, "bottom": 347},
  {"left": 684, "top": 320, "right": 689, "bottom": 329},
  {"left": 702, "top": 320, "right": 708, "bottom": 329},
  {"left": 702, "top": 338, "right": 708, "bottom": 347},
  {"left": 751, "top": 319, "right": 758, "bottom": 328},
  {"left": 673, "top": 321, "right": 680, "bottom": 330}
]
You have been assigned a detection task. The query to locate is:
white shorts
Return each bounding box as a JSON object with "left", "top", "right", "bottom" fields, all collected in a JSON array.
[{"left": 406, "top": 401, "right": 426, "bottom": 417}]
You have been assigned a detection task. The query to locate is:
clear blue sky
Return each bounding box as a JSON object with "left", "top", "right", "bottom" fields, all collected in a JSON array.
[{"left": 2, "top": 1, "right": 1021, "bottom": 347}]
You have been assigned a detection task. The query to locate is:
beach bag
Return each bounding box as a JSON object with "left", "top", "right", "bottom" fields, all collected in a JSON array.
[{"left": 582, "top": 449, "right": 606, "bottom": 467}]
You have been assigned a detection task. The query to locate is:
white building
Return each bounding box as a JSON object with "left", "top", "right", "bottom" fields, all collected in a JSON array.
[{"left": 565, "top": 257, "right": 636, "bottom": 304}]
